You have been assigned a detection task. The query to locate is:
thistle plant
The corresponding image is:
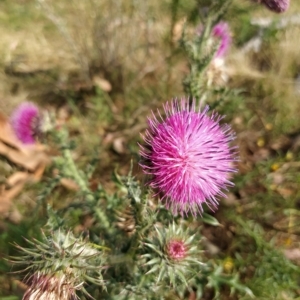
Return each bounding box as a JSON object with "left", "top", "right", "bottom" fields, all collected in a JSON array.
[
  {"left": 12, "top": 230, "right": 107, "bottom": 299},
  {"left": 5, "top": 1, "right": 259, "bottom": 299},
  {"left": 142, "top": 223, "right": 204, "bottom": 288}
]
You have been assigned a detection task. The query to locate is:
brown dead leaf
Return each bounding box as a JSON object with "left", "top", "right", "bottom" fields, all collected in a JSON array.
[
  {"left": 284, "top": 248, "right": 300, "bottom": 261},
  {"left": 93, "top": 76, "right": 112, "bottom": 92},
  {"left": 172, "top": 18, "right": 186, "bottom": 43},
  {"left": 112, "top": 137, "right": 127, "bottom": 154},
  {"left": 276, "top": 187, "right": 294, "bottom": 199},
  {"left": 6, "top": 171, "right": 29, "bottom": 187},
  {"left": 0, "top": 112, "right": 24, "bottom": 149},
  {"left": 0, "top": 181, "right": 26, "bottom": 214},
  {"left": 60, "top": 178, "right": 79, "bottom": 191}
]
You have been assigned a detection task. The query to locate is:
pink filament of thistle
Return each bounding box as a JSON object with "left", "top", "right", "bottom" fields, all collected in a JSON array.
[
  {"left": 166, "top": 240, "right": 187, "bottom": 260},
  {"left": 212, "top": 22, "right": 231, "bottom": 58},
  {"left": 10, "top": 102, "right": 40, "bottom": 144}
]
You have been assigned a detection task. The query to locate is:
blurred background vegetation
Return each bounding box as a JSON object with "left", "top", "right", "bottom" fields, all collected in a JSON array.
[{"left": 1, "top": 0, "right": 300, "bottom": 299}]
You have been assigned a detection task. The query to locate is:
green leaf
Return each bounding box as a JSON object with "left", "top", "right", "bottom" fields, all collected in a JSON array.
[
  {"left": 176, "top": 270, "right": 189, "bottom": 286},
  {"left": 145, "top": 257, "right": 161, "bottom": 266},
  {"left": 156, "top": 265, "right": 166, "bottom": 283},
  {"left": 146, "top": 264, "right": 161, "bottom": 275},
  {"left": 201, "top": 213, "right": 220, "bottom": 226}
]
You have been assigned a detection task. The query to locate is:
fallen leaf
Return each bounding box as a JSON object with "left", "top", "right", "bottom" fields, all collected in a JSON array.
[
  {"left": 60, "top": 178, "right": 79, "bottom": 191},
  {"left": 93, "top": 76, "right": 112, "bottom": 92},
  {"left": 6, "top": 171, "right": 29, "bottom": 187},
  {"left": 284, "top": 248, "right": 300, "bottom": 261}
]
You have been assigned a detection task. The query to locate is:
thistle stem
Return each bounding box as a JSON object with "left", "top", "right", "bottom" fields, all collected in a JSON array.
[
  {"left": 55, "top": 128, "right": 112, "bottom": 235},
  {"left": 63, "top": 147, "right": 91, "bottom": 196}
]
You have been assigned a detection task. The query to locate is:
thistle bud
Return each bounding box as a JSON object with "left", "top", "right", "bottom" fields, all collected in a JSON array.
[
  {"left": 252, "top": 0, "right": 290, "bottom": 13},
  {"left": 262, "top": 0, "right": 289, "bottom": 13},
  {"left": 166, "top": 240, "right": 187, "bottom": 261},
  {"left": 12, "top": 230, "right": 107, "bottom": 299},
  {"left": 22, "top": 272, "right": 77, "bottom": 300},
  {"left": 142, "top": 223, "right": 204, "bottom": 287}
]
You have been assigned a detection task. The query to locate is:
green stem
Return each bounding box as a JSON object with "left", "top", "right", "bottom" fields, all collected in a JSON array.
[
  {"left": 108, "top": 254, "right": 133, "bottom": 265},
  {"left": 56, "top": 128, "right": 112, "bottom": 235},
  {"left": 94, "top": 207, "right": 114, "bottom": 235},
  {"left": 127, "top": 202, "right": 154, "bottom": 257},
  {"left": 63, "top": 147, "right": 91, "bottom": 196}
]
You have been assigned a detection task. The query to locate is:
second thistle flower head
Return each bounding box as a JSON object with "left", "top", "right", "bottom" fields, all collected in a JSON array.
[
  {"left": 139, "top": 98, "right": 236, "bottom": 216},
  {"left": 261, "top": 0, "right": 290, "bottom": 13},
  {"left": 10, "top": 102, "right": 41, "bottom": 144},
  {"left": 212, "top": 22, "right": 231, "bottom": 58},
  {"left": 142, "top": 223, "right": 203, "bottom": 287}
]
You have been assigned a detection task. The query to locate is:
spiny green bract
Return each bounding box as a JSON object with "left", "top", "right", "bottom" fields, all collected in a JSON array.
[
  {"left": 12, "top": 229, "right": 107, "bottom": 299},
  {"left": 141, "top": 222, "right": 204, "bottom": 288}
]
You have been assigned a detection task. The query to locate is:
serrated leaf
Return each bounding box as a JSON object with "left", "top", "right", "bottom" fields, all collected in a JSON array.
[
  {"left": 154, "top": 226, "right": 164, "bottom": 245},
  {"left": 185, "top": 234, "right": 197, "bottom": 245},
  {"left": 144, "top": 243, "right": 163, "bottom": 256}
]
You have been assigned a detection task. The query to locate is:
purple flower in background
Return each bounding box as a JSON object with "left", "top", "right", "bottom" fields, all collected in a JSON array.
[
  {"left": 10, "top": 102, "right": 40, "bottom": 144},
  {"left": 140, "top": 99, "right": 237, "bottom": 216},
  {"left": 212, "top": 22, "right": 231, "bottom": 58},
  {"left": 262, "top": 0, "right": 289, "bottom": 13}
]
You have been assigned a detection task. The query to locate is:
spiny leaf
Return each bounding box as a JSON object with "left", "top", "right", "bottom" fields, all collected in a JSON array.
[
  {"left": 146, "top": 264, "right": 161, "bottom": 275},
  {"left": 145, "top": 257, "right": 161, "bottom": 266}
]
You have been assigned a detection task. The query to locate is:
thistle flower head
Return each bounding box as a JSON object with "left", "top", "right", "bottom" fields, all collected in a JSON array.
[
  {"left": 262, "top": 0, "right": 289, "bottom": 13},
  {"left": 12, "top": 230, "right": 107, "bottom": 299},
  {"left": 212, "top": 22, "right": 231, "bottom": 58},
  {"left": 139, "top": 98, "right": 236, "bottom": 216},
  {"left": 10, "top": 102, "right": 41, "bottom": 144},
  {"left": 166, "top": 240, "right": 187, "bottom": 261},
  {"left": 142, "top": 223, "right": 203, "bottom": 287},
  {"left": 196, "top": 22, "right": 231, "bottom": 59}
]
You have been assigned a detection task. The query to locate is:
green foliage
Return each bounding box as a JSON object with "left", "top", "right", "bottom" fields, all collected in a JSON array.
[{"left": 234, "top": 219, "right": 300, "bottom": 299}]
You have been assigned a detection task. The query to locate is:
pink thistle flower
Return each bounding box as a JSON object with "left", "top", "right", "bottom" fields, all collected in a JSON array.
[
  {"left": 10, "top": 102, "right": 40, "bottom": 144},
  {"left": 166, "top": 240, "right": 187, "bottom": 261},
  {"left": 212, "top": 22, "right": 232, "bottom": 58},
  {"left": 140, "top": 99, "right": 236, "bottom": 215},
  {"left": 262, "top": 0, "right": 289, "bottom": 13}
]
